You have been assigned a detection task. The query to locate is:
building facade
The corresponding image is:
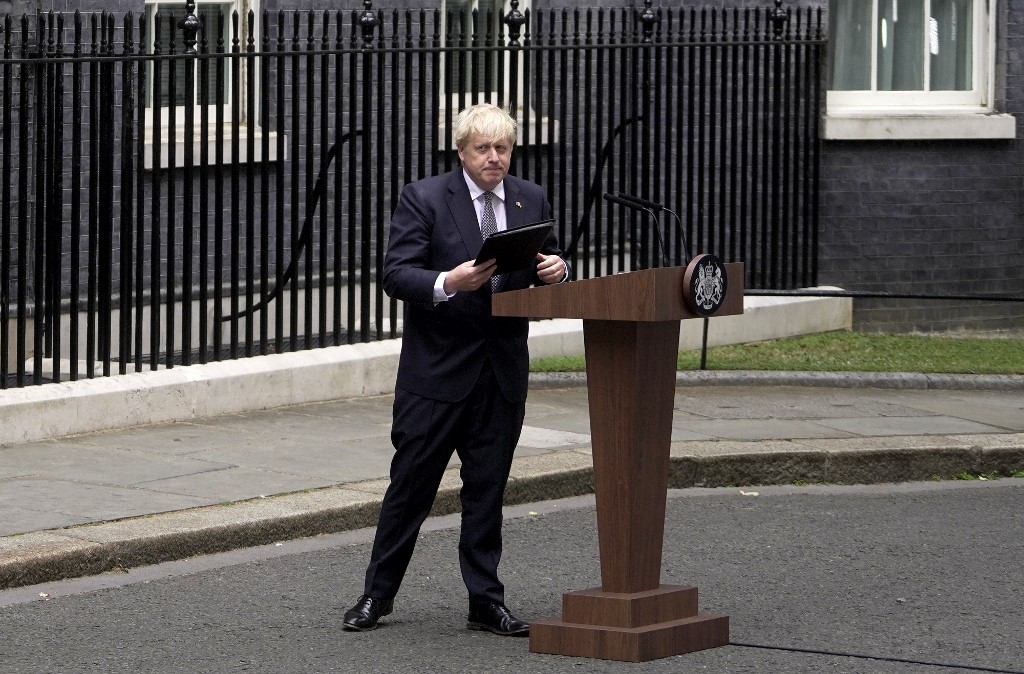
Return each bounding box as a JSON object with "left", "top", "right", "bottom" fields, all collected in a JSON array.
[{"left": 4, "top": 0, "right": 1022, "bottom": 343}]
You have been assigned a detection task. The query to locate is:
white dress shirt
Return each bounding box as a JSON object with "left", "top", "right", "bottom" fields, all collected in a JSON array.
[{"left": 433, "top": 171, "right": 508, "bottom": 302}]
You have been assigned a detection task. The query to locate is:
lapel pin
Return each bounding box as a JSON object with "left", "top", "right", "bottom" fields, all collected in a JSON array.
[{"left": 515, "top": 201, "right": 522, "bottom": 208}]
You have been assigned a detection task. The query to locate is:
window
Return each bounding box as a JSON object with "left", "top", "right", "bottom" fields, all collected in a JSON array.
[
  {"left": 442, "top": 0, "right": 522, "bottom": 105},
  {"left": 144, "top": 1, "right": 252, "bottom": 122},
  {"left": 445, "top": 0, "right": 490, "bottom": 97},
  {"left": 829, "top": 0, "right": 986, "bottom": 107},
  {"left": 144, "top": 0, "right": 279, "bottom": 167},
  {"left": 439, "top": 0, "right": 558, "bottom": 146},
  {"left": 145, "top": 0, "right": 235, "bottom": 111},
  {"left": 824, "top": 0, "right": 1015, "bottom": 139}
]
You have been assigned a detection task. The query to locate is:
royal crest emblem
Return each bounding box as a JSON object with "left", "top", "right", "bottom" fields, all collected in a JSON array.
[{"left": 683, "top": 253, "right": 728, "bottom": 316}]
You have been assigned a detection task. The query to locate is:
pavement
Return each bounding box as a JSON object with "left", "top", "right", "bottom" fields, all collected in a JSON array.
[{"left": 2, "top": 368, "right": 1023, "bottom": 592}]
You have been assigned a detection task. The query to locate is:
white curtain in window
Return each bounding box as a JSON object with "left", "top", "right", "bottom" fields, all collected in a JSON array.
[
  {"left": 877, "top": 0, "right": 924, "bottom": 91},
  {"left": 829, "top": 0, "right": 872, "bottom": 90},
  {"left": 930, "top": 0, "right": 973, "bottom": 90}
]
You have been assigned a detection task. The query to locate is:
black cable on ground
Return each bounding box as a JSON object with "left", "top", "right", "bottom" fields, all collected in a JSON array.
[
  {"left": 730, "top": 640, "right": 1024, "bottom": 674},
  {"left": 747, "top": 289, "right": 1024, "bottom": 303}
]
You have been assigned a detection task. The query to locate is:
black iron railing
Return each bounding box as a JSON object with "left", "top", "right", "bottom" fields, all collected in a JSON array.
[{"left": 0, "top": 1, "right": 825, "bottom": 388}]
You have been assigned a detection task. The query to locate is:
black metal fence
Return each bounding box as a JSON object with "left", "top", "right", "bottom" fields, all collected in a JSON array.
[{"left": 0, "top": 1, "right": 825, "bottom": 389}]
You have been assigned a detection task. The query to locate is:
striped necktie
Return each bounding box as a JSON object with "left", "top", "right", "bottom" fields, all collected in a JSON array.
[{"left": 481, "top": 192, "right": 499, "bottom": 291}]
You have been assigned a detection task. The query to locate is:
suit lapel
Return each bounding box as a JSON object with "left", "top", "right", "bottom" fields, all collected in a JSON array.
[
  {"left": 504, "top": 179, "right": 526, "bottom": 230},
  {"left": 446, "top": 170, "right": 484, "bottom": 256},
  {"left": 494, "top": 179, "right": 528, "bottom": 293}
]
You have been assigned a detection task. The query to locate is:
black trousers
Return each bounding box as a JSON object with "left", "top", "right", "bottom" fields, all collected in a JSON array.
[{"left": 363, "top": 363, "right": 526, "bottom": 604}]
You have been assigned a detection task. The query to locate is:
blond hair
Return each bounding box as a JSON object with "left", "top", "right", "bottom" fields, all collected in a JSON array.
[{"left": 452, "top": 104, "right": 518, "bottom": 149}]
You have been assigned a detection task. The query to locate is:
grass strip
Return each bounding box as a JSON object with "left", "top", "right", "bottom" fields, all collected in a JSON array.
[{"left": 531, "top": 331, "right": 1024, "bottom": 375}]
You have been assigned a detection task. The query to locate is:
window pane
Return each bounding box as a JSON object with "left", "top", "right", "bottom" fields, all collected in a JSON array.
[
  {"left": 146, "top": 2, "right": 232, "bottom": 108},
  {"left": 473, "top": 3, "right": 502, "bottom": 93},
  {"left": 444, "top": 0, "right": 502, "bottom": 98},
  {"left": 829, "top": 0, "right": 872, "bottom": 90},
  {"left": 445, "top": 0, "right": 472, "bottom": 97},
  {"left": 930, "top": 0, "right": 973, "bottom": 90},
  {"left": 156, "top": 9, "right": 192, "bottom": 107},
  {"left": 877, "top": 0, "right": 924, "bottom": 91},
  {"left": 198, "top": 9, "right": 230, "bottom": 106}
]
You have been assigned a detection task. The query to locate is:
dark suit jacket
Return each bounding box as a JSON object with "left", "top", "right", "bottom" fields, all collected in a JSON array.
[{"left": 382, "top": 168, "right": 568, "bottom": 404}]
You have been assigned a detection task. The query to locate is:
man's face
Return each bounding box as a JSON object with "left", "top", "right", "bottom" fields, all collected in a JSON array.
[{"left": 457, "top": 133, "right": 513, "bottom": 192}]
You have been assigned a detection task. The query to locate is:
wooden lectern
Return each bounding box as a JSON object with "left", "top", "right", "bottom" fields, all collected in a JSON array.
[{"left": 491, "top": 263, "right": 743, "bottom": 662}]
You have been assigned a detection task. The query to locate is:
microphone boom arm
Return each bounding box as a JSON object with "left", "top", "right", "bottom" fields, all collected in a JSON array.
[
  {"left": 603, "top": 192, "right": 668, "bottom": 268},
  {"left": 615, "top": 192, "right": 691, "bottom": 263}
]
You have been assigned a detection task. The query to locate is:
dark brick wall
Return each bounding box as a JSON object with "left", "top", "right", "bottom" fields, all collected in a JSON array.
[{"left": 819, "top": 140, "right": 1023, "bottom": 332}]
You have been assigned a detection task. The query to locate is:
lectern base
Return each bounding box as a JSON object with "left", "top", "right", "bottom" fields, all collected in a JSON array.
[{"left": 529, "top": 585, "right": 729, "bottom": 662}]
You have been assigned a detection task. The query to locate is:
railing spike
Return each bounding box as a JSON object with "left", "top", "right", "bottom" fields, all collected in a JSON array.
[
  {"left": 639, "top": 0, "right": 656, "bottom": 43},
  {"left": 178, "top": 0, "right": 201, "bottom": 54},
  {"left": 504, "top": 0, "right": 525, "bottom": 47},
  {"left": 770, "top": 0, "right": 789, "bottom": 38},
  {"left": 359, "top": 0, "right": 378, "bottom": 46}
]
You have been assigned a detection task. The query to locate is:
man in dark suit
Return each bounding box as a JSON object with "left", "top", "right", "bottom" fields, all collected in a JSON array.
[{"left": 343, "top": 104, "right": 569, "bottom": 636}]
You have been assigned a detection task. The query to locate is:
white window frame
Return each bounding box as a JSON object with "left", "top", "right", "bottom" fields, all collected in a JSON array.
[
  {"left": 143, "top": 0, "right": 280, "bottom": 168},
  {"left": 823, "top": 0, "right": 1015, "bottom": 140}
]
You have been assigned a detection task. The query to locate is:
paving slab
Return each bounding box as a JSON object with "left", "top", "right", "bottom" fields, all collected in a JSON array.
[
  {"left": 61, "top": 421, "right": 264, "bottom": 455},
  {"left": 132, "top": 466, "right": 339, "bottom": 501},
  {"left": 0, "top": 442, "right": 233, "bottom": 486},
  {"left": 814, "top": 415, "right": 1006, "bottom": 437},
  {"left": 0, "top": 478, "right": 210, "bottom": 531}
]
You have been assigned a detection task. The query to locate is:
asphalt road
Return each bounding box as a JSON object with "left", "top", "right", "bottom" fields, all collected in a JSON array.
[{"left": 2, "top": 480, "right": 1023, "bottom": 674}]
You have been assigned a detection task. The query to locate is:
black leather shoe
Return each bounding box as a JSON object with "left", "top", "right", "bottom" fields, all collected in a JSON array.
[
  {"left": 343, "top": 595, "right": 394, "bottom": 631},
  {"left": 467, "top": 601, "right": 529, "bottom": 637}
]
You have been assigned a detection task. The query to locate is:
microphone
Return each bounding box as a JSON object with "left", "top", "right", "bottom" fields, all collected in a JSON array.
[
  {"left": 603, "top": 192, "right": 667, "bottom": 268},
  {"left": 602, "top": 192, "right": 644, "bottom": 210},
  {"left": 612, "top": 192, "right": 663, "bottom": 213},
  {"left": 615, "top": 192, "right": 692, "bottom": 263}
]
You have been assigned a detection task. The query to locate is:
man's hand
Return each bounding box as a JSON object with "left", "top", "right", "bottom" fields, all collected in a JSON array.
[
  {"left": 536, "top": 253, "right": 566, "bottom": 285},
  {"left": 444, "top": 258, "right": 497, "bottom": 294}
]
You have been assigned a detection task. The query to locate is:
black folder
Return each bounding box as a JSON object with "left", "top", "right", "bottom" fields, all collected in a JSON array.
[{"left": 474, "top": 219, "right": 555, "bottom": 275}]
